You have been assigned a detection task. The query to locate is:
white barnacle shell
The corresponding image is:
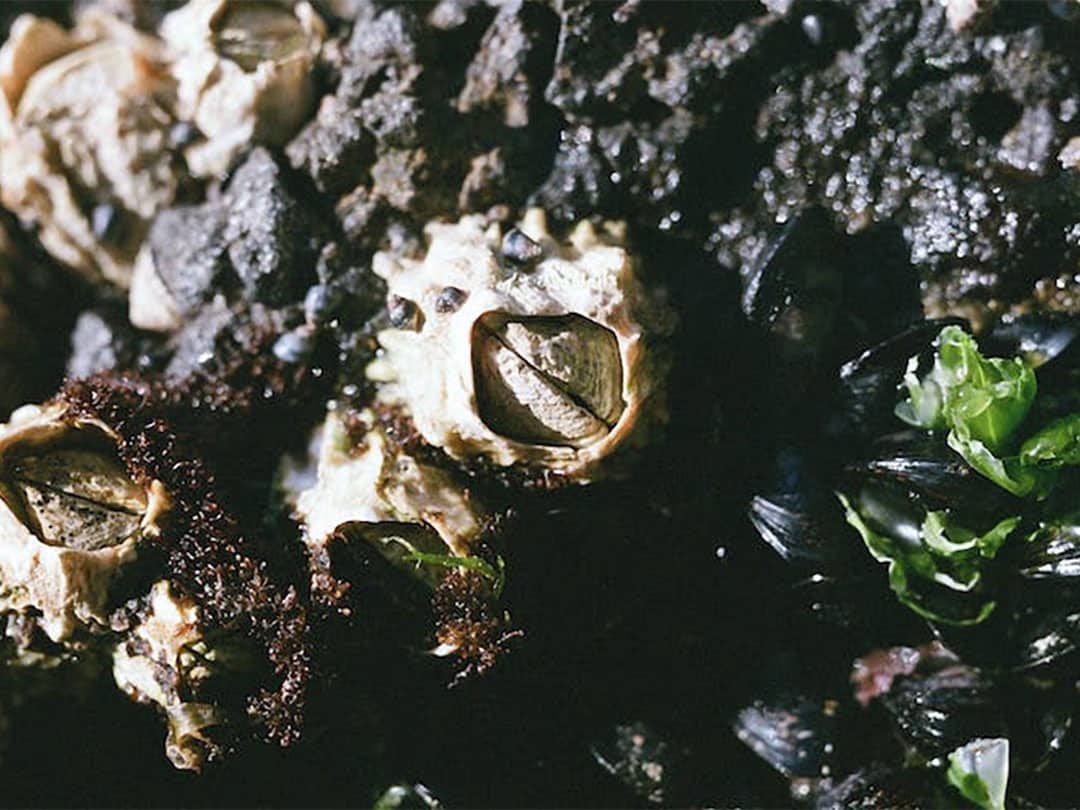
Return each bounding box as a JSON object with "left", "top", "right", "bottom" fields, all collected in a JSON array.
[
  {"left": 368, "top": 209, "right": 677, "bottom": 482},
  {"left": 296, "top": 410, "right": 485, "bottom": 568},
  {"left": 0, "top": 404, "right": 170, "bottom": 642},
  {"left": 161, "top": 0, "right": 325, "bottom": 178},
  {"left": 0, "top": 10, "right": 180, "bottom": 286},
  {"left": 112, "top": 580, "right": 227, "bottom": 772}
]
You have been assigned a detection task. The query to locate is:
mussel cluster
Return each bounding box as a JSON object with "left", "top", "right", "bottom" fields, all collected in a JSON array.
[{"left": 740, "top": 210, "right": 1080, "bottom": 808}]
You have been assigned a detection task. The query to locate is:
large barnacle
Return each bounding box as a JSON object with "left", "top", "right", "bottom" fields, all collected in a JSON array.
[
  {"left": 0, "top": 403, "right": 168, "bottom": 642},
  {"left": 162, "top": 0, "right": 325, "bottom": 178},
  {"left": 113, "top": 580, "right": 253, "bottom": 771},
  {"left": 294, "top": 410, "right": 514, "bottom": 672},
  {"left": 368, "top": 209, "right": 676, "bottom": 482},
  {"left": 297, "top": 409, "right": 486, "bottom": 575},
  {"left": 0, "top": 10, "right": 181, "bottom": 285}
]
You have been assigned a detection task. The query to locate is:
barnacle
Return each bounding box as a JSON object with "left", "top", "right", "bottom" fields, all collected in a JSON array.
[
  {"left": 113, "top": 580, "right": 252, "bottom": 771},
  {"left": 0, "top": 10, "right": 181, "bottom": 285},
  {"left": 0, "top": 403, "right": 169, "bottom": 642},
  {"left": 162, "top": 0, "right": 325, "bottom": 178},
  {"left": 297, "top": 409, "right": 486, "bottom": 574},
  {"left": 368, "top": 209, "right": 676, "bottom": 482}
]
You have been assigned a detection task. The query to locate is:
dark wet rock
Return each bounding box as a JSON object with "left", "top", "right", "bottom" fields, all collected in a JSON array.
[
  {"left": 456, "top": 2, "right": 559, "bottom": 128},
  {"left": 147, "top": 206, "right": 229, "bottom": 318},
  {"left": 224, "top": 149, "right": 322, "bottom": 307}
]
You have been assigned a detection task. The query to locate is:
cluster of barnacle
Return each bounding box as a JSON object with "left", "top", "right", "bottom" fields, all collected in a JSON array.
[{"left": 0, "top": 0, "right": 679, "bottom": 773}]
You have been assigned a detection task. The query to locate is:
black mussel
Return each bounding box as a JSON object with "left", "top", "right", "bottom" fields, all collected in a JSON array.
[
  {"left": 733, "top": 694, "right": 840, "bottom": 794},
  {"left": 1015, "top": 520, "right": 1080, "bottom": 580},
  {"left": 1010, "top": 606, "right": 1080, "bottom": 671},
  {"left": 844, "top": 432, "right": 1018, "bottom": 517},
  {"left": 987, "top": 314, "right": 1080, "bottom": 377},
  {"left": 813, "top": 765, "right": 948, "bottom": 810},
  {"left": 750, "top": 447, "right": 858, "bottom": 567},
  {"left": 880, "top": 664, "right": 1006, "bottom": 760},
  {"left": 830, "top": 318, "right": 966, "bottom": 442},
  {"left": 745, "top": 207, "right": 844, "bottom": 378},
  {"left": 589, "top": 721, "right": 690, "bottom": 806},
  {"left": 372, "top": 782, "right": 442, "bottom": 809},
  {"left": 749, "top": 494, "right": 852, "bottom": 568}
]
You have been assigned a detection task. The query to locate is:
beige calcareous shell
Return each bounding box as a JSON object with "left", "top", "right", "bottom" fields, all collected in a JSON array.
[
  {"left": 161, "top": 0, "right": 325, "bottom": 178},
  {"left": 296, "top": 410, "right": 486, "bottom": 566},
  {"left": 368, "top": 209, "right": 677, "bottom": 482},
  {"left": 112, "top": 580, "right": 227, "bottom": 772},
  {"left": 0, "top": 11, "right": 181, "bottom": 286},
  {"left": 0, "top": 404, "right": 169, "bottom": 642}
]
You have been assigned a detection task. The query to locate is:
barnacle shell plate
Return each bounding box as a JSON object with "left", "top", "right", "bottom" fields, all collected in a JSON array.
[{"left": 370, "top": 210, "right": 676, "bottom": 481}]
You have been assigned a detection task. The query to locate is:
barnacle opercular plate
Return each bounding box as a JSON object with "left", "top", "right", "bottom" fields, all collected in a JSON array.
[{"left": 368, "top": 209, "right": 676, "bottom": 482}]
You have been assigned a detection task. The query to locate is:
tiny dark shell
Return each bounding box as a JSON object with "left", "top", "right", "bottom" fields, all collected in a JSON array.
[
  {"left": 500, "top": 228, "right": 543, "bottom": 265},
  {"left": 434, "top": 286, "right": 468, "bottom": 313}
]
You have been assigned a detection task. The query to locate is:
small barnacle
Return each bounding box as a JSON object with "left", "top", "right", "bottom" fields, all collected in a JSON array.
[
  {"left": 296, "top": 409, "right": 486, "bottom": 569},
  {"left": 0, "top": 403, "right": 170, "bottom": 642},
  {"left": 112, "top": 580, "right": 249, "bottom": 771},
  {"left": 368, "top": 209, "right": 676, "bottom": 482},
  {"left": 0, "top": 10, "right": 182, "bottom": 286},
  {"left": 162, "top": 0, "right": 326, "bottom": 177}
]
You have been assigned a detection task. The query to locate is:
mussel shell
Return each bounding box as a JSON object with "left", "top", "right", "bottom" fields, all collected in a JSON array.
[
  {"left": 831, "top": 318, "right": 966, "bottom": 442},
  {"left": 750, "top": 447, "right": 861, "bottom": 568},
  {"left": 844, "top": 432, "right": 1018, "bottom": 517},
  {"left": 879, "top": 665, "right": 1006, "bottom": 760},
  {"left": 1014, "top": 521, "right": 1080, "bottom": 580},
  {"left": 748, "top": 494, "right": 855, "bottom": 568},
  {"left": 733, "top": 695, "right": 840, "bottom": 782},
  {"left": 1009, "top": 605, "right": 1080, "bottom": 671},
  {"left": 986, "top": 314, "right": 1080, "bottom": 377},
  {"left": 813, "top": 765, "right": 946, "bottom": 810}
]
